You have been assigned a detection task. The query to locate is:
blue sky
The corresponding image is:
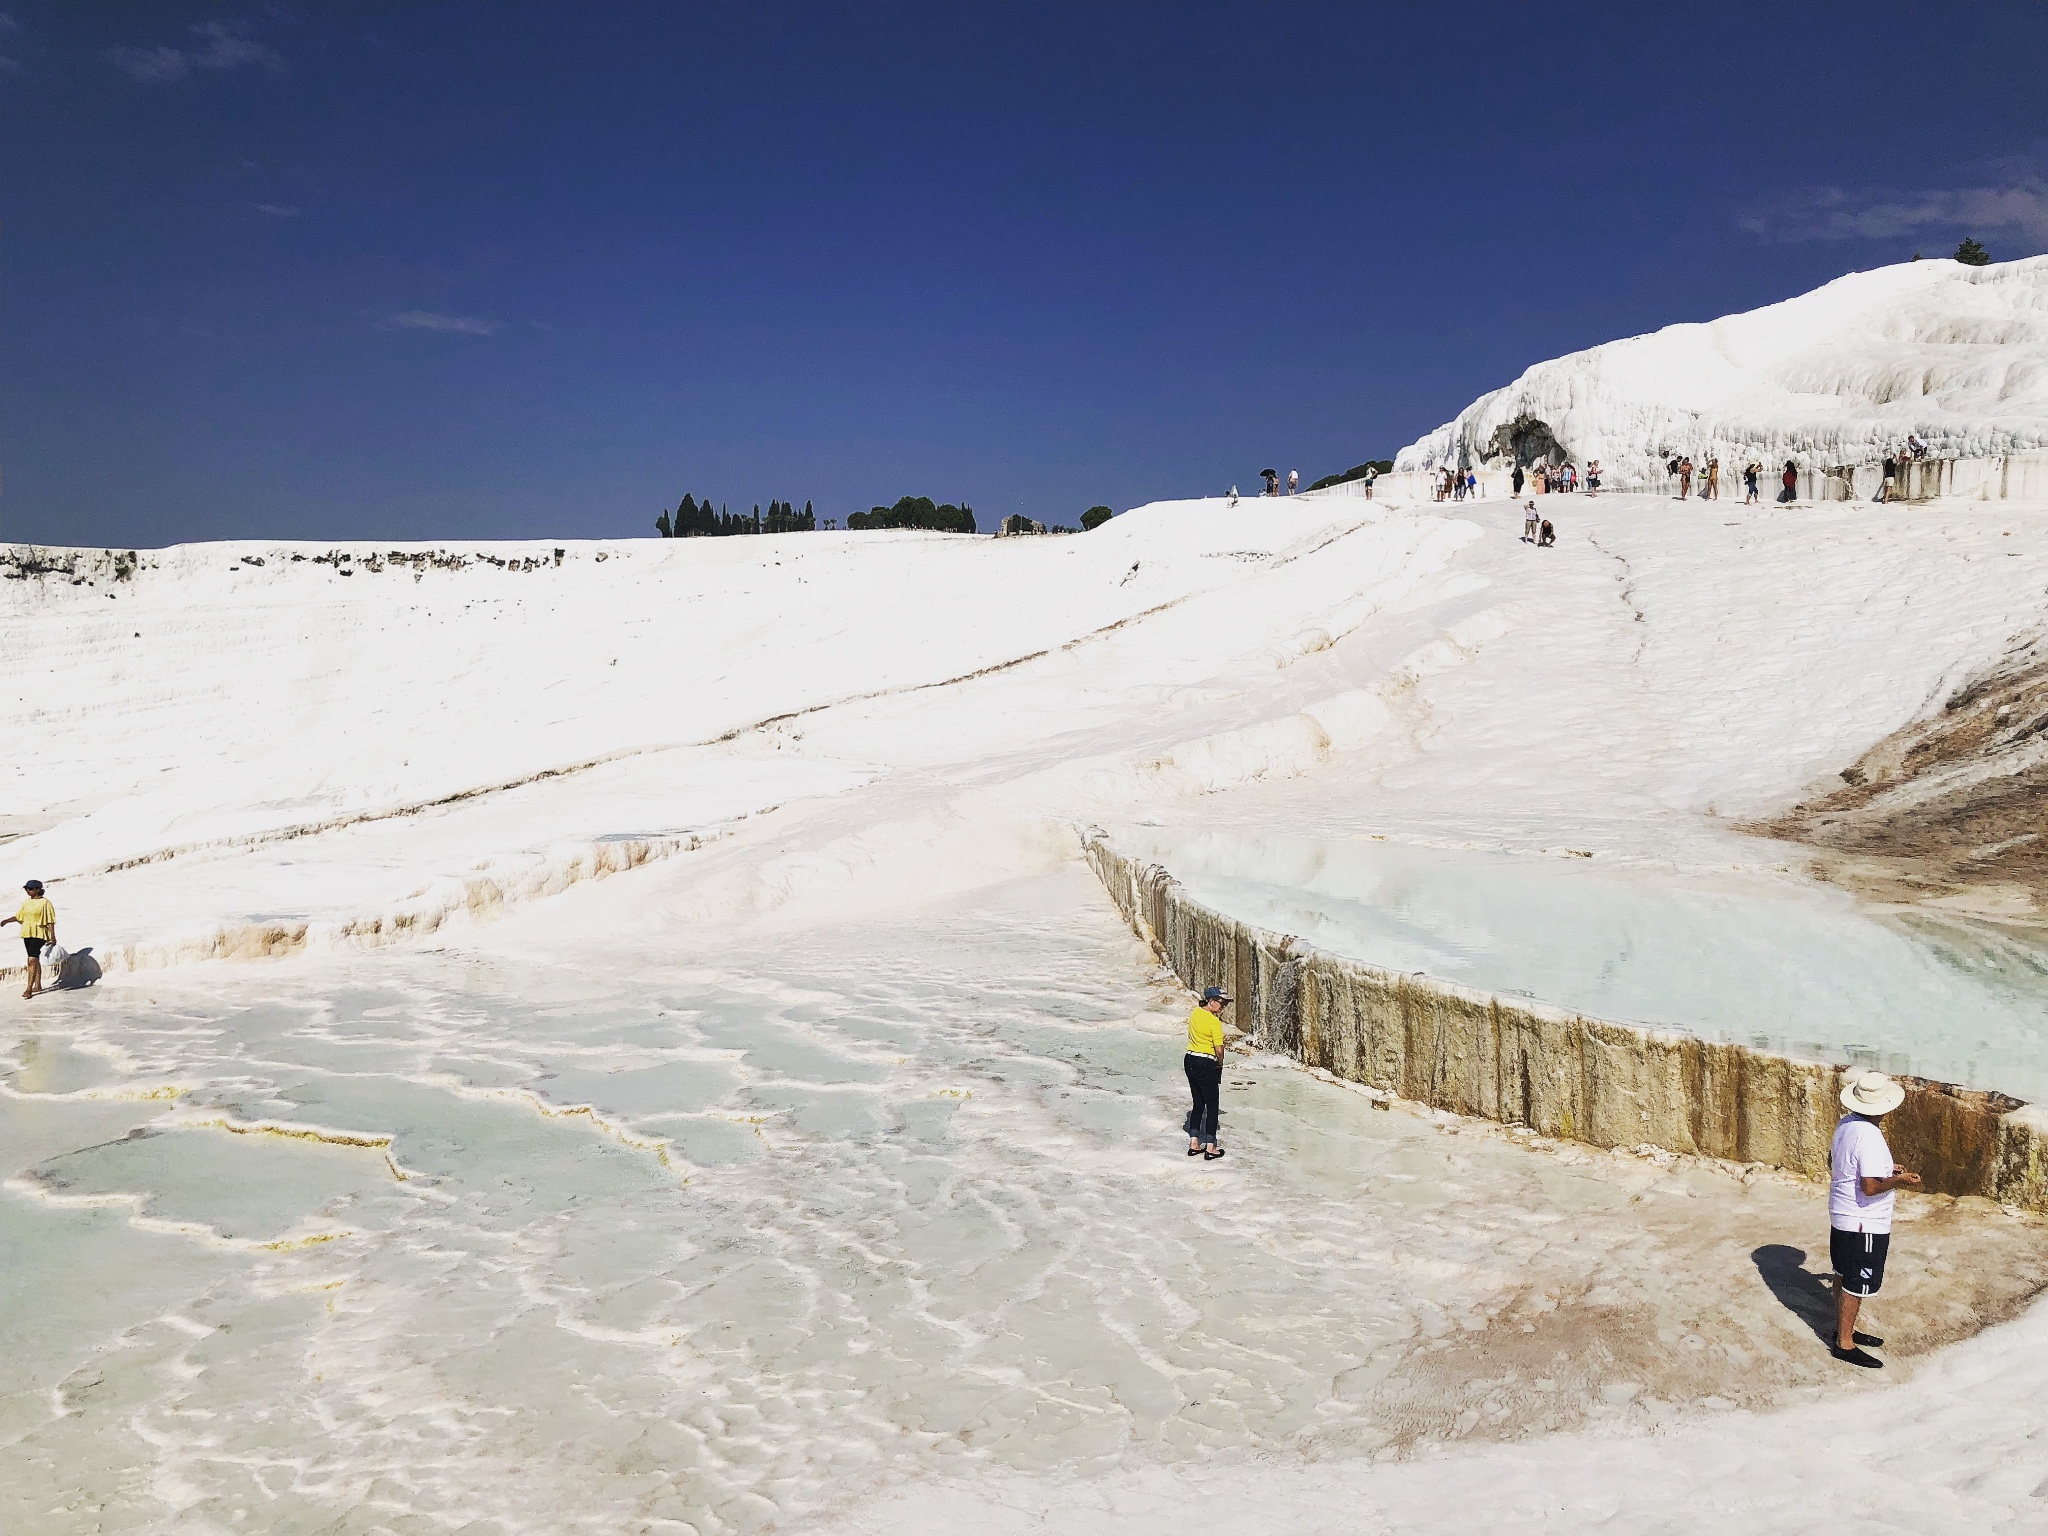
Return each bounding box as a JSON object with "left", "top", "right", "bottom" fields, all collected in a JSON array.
[{"left": 5, "top": 2, "right": 2047, "bottom": 547}]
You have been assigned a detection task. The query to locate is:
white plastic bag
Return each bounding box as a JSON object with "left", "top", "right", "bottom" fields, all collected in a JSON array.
[{"left": 39, "top": 944, "right": 66, "bottom": 971}]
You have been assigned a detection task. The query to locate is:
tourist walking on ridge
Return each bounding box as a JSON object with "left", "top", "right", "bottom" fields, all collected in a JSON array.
[
  {"left": 1829, "top": 1071, "right": 1920, "bottom": 1368},
  {"left": 1522, "top": 500, "right": 1540, "bottom": 543},
  {"left": 1261, "top": 468, "right": 1280, "bottom": 496},
  {"left": 1744, "top": 461, "right": 1762, "bottom": 504},
  {"left": 4, "top": 879, "right": 56, "bottom": 999},
  {"left": 1288, "top": 469, "right": 1299, "bottom": 495},
  {"left": 1780, "top": 460, "right": 1799, "bottom": 503},
  {"left": 1184, "top": 985, "right": 1230, "bottom": 1160}
]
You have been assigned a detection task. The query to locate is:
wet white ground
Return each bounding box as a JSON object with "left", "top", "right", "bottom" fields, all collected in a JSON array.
[
  {"left": 7, "top": 492, "right": 2048, "bottom": 1530},
  {"left": 17, "top": 869, "right": 2039, "bottom": 1534}
]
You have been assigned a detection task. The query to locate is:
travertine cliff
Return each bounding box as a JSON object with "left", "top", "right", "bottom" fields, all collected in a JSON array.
[{"left": 1085, "top": 833, "right": 2048, "bottom": 1212}]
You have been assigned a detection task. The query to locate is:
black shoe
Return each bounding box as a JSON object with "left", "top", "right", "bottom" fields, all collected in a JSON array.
[
  {"left": 1854, "top": 1332, "right": 1884, "bottom": 1348},
  {"left": 1830, "top": 1345, "right": 1883, "bottom": 1369}
]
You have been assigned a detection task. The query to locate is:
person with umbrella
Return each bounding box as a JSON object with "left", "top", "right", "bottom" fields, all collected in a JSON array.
[{"left": 1260, "top": 468, "right": 1280, "bottom": 497}]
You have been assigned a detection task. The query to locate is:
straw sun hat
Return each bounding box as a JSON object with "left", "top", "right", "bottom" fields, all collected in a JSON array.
[{"left": 1840, "top": 1070, "right": 1906, "bottom": 1117}]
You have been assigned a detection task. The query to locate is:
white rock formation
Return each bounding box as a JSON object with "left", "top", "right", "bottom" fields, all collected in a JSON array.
[{"left": 1394, "top": 255, "right": 2048, "bottom": 489}]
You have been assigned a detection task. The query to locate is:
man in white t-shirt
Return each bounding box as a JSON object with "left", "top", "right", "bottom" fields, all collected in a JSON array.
[{"left": 1828, "top": 1071, "right": 1921, "bottom": 1369}]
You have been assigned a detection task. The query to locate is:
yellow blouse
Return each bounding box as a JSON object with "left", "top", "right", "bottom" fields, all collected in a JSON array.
[{"left": 1186, "top": 1006, "right": 1225, "bottom": 1059}]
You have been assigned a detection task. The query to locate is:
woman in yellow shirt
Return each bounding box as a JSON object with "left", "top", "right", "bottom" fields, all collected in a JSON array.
[
  {"left": 1184, "top": 985, "right": 1229, "bottom": 1160},
  {"left": 4, "top": 878, "right": 56, "bottom": 999}
]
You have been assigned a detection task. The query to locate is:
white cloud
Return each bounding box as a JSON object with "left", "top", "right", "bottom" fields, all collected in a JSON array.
[
  {"left": 111, "top": 20, "right": 284, "bottom": 83},
  {"left": 1741, "top": 170, "right": 2048, "bottom": 249},
  {"left": 383, "top": 310, "right": 503, "bottom": 337}
]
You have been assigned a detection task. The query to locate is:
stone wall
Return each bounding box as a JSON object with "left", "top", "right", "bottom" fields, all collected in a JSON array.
[{"left": 1085, "top": 833, "right": 2048, "bottom": 1212}]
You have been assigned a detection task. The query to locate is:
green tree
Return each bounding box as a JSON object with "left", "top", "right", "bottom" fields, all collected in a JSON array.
[
  {"left": 655, "top": 509, "right": 673, "bottom": 538},
  {"left": 1081, "top": 506, "right": 1113, "bottom": 530},
  {"left": 847, "top": 496, "right": 976, "bottom": 534},
  {"left": 1955, "top": 238, "right": 1992, "bottom": 266}
]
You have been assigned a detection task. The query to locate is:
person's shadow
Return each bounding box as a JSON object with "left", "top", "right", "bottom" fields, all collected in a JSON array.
[
  {"left": 1752, "top": 1244, "right": 1834, "bottom": 1342},
  {"left": 51, "top": 947, "right": 102, "bottom": 990}
]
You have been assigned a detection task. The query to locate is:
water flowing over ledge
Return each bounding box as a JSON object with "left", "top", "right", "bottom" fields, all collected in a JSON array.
[{"left": 1083, "top": 832, "right": 2048, "bottom": 1212}]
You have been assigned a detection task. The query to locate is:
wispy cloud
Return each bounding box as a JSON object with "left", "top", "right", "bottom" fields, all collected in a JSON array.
[
  {"left": 383, "top": 310, "right": 503, "bottom": 337},
  {"left": 254, "top": 203, "right": 303, "bottom": 218},
  {"left": 1741, "top": 165, "right": 2048, "bottom": 249},
  {"left": 0, "top": 8, "right": 19, "bottom": 71},
  {"left": 111, "top": 20, "right": 284, "bottom": 83}
]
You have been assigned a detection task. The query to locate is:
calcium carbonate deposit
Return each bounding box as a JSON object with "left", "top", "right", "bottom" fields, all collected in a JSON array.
[
  {"left": 1394, "top": 255, "right": 2048, "bottom": 490},
  {"left": 6, "top": 264, "right": 2048, "bottom": 1534}
]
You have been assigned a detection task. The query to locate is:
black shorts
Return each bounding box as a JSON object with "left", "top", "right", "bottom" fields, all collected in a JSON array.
[
  {"left": 23, "top": 936, "right": 45, "bottom": 958},
  {"left": 1831, "top": 1227, "right": 1890, "bottom": 1297}
]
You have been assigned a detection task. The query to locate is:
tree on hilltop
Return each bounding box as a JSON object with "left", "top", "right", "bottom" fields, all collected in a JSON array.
[
  {"left": 1081, "top": 506, "right": 1113, "bottom": 530},
  {"left": 1955, "top": 238, "right": 1992, "bottom": 266},
  {"left": 845, "top": 496, "right": 976, "bottom": 534}
]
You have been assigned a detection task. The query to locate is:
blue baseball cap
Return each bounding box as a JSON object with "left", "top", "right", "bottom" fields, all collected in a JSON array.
[{"left": 1201, "top": 985, "right": 1232, "bottom": 1002}]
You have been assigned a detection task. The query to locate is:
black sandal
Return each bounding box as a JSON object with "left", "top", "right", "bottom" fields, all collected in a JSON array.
[{"left": 1203, "top": 1148, "right": 1226, "bottom": 1160}]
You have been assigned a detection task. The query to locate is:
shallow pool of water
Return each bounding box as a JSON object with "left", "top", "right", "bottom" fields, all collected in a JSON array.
[
  {"left": 6, "top": 872, "right": 1742, "bottom": 1532},
  {"left": 1112, "top": 827, "right": 2048, "bottom": 1101}
]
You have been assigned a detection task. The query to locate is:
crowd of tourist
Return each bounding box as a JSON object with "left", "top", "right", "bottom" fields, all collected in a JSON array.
[
  {"left": 1661, "top": 437, "right": 1932, "bottom": 506},
  {"left": 1426, "top": 457, "right": 1607, "bottom": 502},
  {"left": 1366, "top": 438, "right": 1937, "bottom": 513}
]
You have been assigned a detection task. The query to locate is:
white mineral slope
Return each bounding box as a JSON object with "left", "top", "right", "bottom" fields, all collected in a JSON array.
[
  {"left": 8, "top": 489, "right": 2048, "bottom": 973},
  {"left": 0, "top": 504, "right": 1482, "bottom": 965},
  {"left": 1394, "top": 255, "right": 2048, "bottom": 487},
  {"left": 8, "top": 488, "right": 2048, "bottom": 1531}
]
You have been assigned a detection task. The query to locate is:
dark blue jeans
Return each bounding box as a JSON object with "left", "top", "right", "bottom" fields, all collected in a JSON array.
[{"left": 1184, "top": 1053, "right": 1221, "bottom": 1144}]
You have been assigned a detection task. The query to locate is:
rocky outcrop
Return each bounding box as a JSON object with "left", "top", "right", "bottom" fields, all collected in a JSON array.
[{"left": 1085, "top": 832, "right": 2048, "bottom": 1212}]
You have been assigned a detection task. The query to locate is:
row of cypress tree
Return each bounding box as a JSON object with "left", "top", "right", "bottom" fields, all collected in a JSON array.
[{"left": 656, "top": 495, "right": 816, "bottom": 537}]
